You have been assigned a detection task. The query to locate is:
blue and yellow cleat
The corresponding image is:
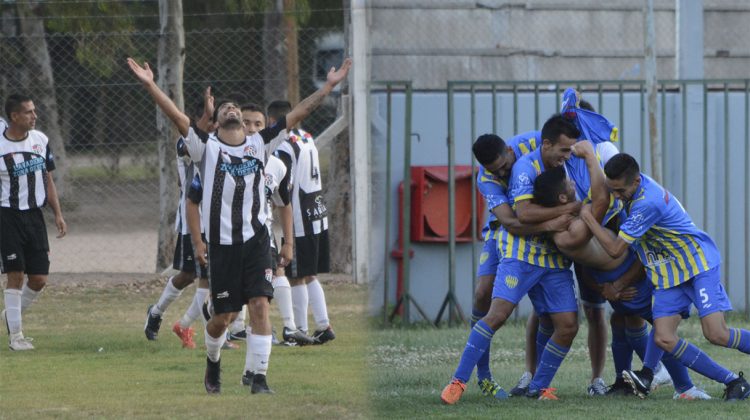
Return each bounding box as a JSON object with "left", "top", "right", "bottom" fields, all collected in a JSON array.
[{"left": 479, "top": 378, "right": 509, "bottom": 400}]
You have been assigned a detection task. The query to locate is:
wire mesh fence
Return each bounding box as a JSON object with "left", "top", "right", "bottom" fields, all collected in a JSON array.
[{"left": 0, "top": 3, "right": 345, "bottom": 273}]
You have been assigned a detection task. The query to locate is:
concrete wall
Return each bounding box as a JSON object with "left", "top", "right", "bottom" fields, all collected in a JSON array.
[{"left": 369, "top": 0, "right": 750, "bottom": 88}]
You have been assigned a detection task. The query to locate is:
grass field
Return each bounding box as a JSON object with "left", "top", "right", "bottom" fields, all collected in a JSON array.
[
  {"left": 0, "top": 275, "right": 369, "bottom": 418},
  {"left": 370, "top": 316, "right": 750, "bottom": 419}
]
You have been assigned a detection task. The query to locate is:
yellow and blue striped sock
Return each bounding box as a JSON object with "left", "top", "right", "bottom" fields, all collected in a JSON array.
[
  {"left": 529, "top": 339, "right": 569, "bottom": 391},
  {"left": 727, "top": 328, "right": 750, "bottom": 354},
  {"left": 671, "top": 338, "right": 737, "bottom": 385},
  {"left": 453, "top": 320, "right": 495, "bottom": 383}
]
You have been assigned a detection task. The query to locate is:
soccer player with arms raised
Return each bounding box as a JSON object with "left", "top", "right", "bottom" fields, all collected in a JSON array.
[{"left": 127, "top": 56, "right": 351, "bottom": 394}]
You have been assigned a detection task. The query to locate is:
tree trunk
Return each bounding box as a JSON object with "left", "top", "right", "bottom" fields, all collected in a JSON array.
[
  {"left": 263, "top": 0, "right": 287, "bottom": 104},
  {"left": 283, "top": 0, "right": 300, "bottom": 105},
  {"left": 155, "top": 0, "right": 185, "bottom": 272},
  {"left": 15, "top": 2, "right": 69, "bottom": 199},
  {"left": 324, "top": 129, "right": 352, "bottom": 274}
]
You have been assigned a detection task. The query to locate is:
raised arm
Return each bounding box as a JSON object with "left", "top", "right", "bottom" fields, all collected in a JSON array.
[
  {"left": 285, "top": 58, "right": 352, "bottom": 128},
  {"left": 573, "top": 141, "right": 609, "bottom": 222},
  {"left": 127, "top": 58, "right": 190, "bottom": 137}
]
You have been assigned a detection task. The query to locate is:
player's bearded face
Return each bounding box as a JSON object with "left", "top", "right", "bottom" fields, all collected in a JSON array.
[
  {"left": 485, "top": 150, "right": 513, "bottom": 179},
  {"left": 606, "top": 176, "right": 638, "bottom": 202},
  {"left": 218, "top": 103, "right": 242, "bottom": 129}
]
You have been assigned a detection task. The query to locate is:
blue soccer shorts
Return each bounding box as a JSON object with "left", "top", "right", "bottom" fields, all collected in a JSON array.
[
  {"left": 477, "top": 229, "right": 500, "bottom": 277},
  {"left": 587, "top": 251, "right": 653, "bottom": 313},
  {"left": 652, "top": 265, "right": 732, "bottom": 320},
  {"left": 492, "top": 258, "right": 578, "bottom": 315}
]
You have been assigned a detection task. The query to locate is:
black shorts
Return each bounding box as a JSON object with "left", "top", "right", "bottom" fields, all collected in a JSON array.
[
  {"left": 208, "top": 228, "right": 273, "bottom": 314},
  {"left": 0, "top": 207, "right": 50, "bottom": 275},
  {"left": 285, "top": 230, "right": 330, "bottom": 278},
  {"left": 172, "top": 233, "right": 208, "bottom": 278}
]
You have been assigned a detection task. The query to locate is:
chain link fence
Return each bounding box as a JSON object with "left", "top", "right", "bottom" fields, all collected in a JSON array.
[
  {"left": 370, "top": 0, "right": 750, "bottom": 88},
  {"left": 0, "top": 3, "right": 345, "bottom": 273}
]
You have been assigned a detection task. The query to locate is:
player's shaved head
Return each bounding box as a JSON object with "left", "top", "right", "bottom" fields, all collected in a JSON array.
[
  {"left": 604, "top": 153, "right": 640, "bottom": 184},
  {"left": 472, "top": 134, "right": 507, "bottom": 166},
  {"left": 267, "top": 100, "right": 292, "bottom": 124}
]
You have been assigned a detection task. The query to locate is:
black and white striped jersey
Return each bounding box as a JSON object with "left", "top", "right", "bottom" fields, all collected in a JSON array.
[
  {"left": 264, "top": 154, "right": 290, "bottom": 228},
  {"left": 174, "top": 138, "right": 203, "bottom": 235},
  {"left": 0, "top": 128, "right": 55, "bottom": 210},
  {"left": 183, "top": 118, "right": 287, "bottom": 245},
  {"left": 275, "top": 128, "right": 328, "bottom": 237}
]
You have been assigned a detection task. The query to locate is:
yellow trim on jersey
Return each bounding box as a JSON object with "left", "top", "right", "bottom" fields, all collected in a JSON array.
[
  {"left": 610, "top": 127, "right": 619, "bottom": 142},
  {"left": 480, "top": 175, "right": 505, "bottom": 187},
  {"left": 518, "top": 143, "right": 530, "bottom": 155},
  {"left": 684, "top": 234, "right": 710, "bottom": 271},
  {"left": 514, "top": 194, "right": 533, "bottom": 202},
  {"left": 529, "top": 137, "right": 537, "bottom": 151},
  {"left": 619, "top": 231, "right": 636, "bottom": 244},
  {"left": 531, "top": 160, "right": 541, "bottom": 174}
]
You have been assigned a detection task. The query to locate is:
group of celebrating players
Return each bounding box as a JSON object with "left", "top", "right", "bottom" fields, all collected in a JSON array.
[
  {"left": 441, "top": 89, "right": 750, "bottom": 403},
  {"left": 0, "top": 57, "right": 351, "bottom": 396}
]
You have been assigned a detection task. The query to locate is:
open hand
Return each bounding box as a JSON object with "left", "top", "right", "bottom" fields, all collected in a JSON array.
[
  {"left": 126, "top": 58, "right": 154, "bottom": 84},
  {"left": 326, "top": 58, "right": 352, "bottom": 88}
]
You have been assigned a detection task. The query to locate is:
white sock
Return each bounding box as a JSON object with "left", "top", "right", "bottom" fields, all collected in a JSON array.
[
  {"left": 180, "top": 287, "right": 209, "bottom": 329},
  {"left": 291, "top": 284, "right": 309, "bottom": 333},
  {"left": 20, "top": 283, "right": 41, "bottom": 313},
  {"left": 244, "top": 326, "right": 254, "bottom": 372},
  {"left": 272, "top": 276, "right": 296, "bottom": 330},
  {"left": 307, "top": 278, "right": 330, "bottom": 330},
  {"left": 205, "top": 328, "right": 226, "bottom": 362},
  {"left": 3, "top": 289, "right": 22, "bottom": 335},
  {"left": 248, "top": 334, "right": 273, "bottom": 376},
  {"left": 152, "top": 277, "right": 182, "bottom": 316},
  {"left": 229, "top": 305, "right": 247, "bottom": 335}
]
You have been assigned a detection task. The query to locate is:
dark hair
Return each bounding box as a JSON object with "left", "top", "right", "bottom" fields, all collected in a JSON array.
[
  {"left": 604, "top": 153, "right": 640, "bottom": 183},
  {"left": 5, "top": 93, "right": 32, "bottom": 119},
  {"left": 541, "top": 113, "right": 581, "bottom": 145},
  {"left": 533, "top": 166, "right": 568, "bottom": 207},
  {"left": 579, "top": 99, "right": 595, "bottom": 112},
  {"left": 472, "top": 134, "right": 506, "bottom": 166},
  {"left": 190, "top": 98, "right": 207, "bottom": 121},
  {"left": 224, "top": 92, "right": 249, "bottom": 105},
  {"left": 212, "top": 98, "right": 240, "bottom": 123},
  {"left": 267, "top": 100, "right": 292, "bottom": 123}
]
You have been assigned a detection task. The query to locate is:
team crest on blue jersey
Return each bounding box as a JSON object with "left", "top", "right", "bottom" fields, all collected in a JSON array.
[
  {"left": 504, "top": 275, "right": 519, "bottom": 289},
  {"left": 479, "top": 252, "right": 489, "bottom": 264}
]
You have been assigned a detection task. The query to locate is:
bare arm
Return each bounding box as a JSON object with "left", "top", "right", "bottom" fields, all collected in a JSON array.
[
  {"left": 45, "top": 173, "right": 67, "bottom": 238},
  {"left": 278, "top": 204, "right": 294, "bottom": 267},
  {"left": 127, "top": 58, "right": 190, "bottom": 137},
  {"left": 285, "top": 58, "right": 352, "bottom": 128},
  {"left": 573, "top": 141, "right": 609, "bottom": 222},
  {"left": 515, "top": 198, "right": 581, "bottom": 225},
  {"left": 494, "top": 203, "right": 573, "bottom": 236},
  {"left": 552, "top": 216, "right": 591, "bottom": 249},
  {"left": 186, "top": 199, "right": 206, "bottom": 266},
  {"left": 581, "top": 205, "right": 629, "bottom": 258}
]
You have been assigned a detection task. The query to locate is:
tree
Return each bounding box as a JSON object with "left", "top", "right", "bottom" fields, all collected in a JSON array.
[{"left": 155, "top": 0, "right": 185, "bottom": 271}]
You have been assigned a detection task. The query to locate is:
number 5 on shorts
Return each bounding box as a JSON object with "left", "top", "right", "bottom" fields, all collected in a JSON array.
[{"left": 699, "top": 287, "right": 708, "bottom": 304}]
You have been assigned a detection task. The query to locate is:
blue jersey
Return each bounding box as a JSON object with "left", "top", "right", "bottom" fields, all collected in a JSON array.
[
  {"left": 502, "top": 148, "right": 570, "bottom": 269},
  {"left": 618, "top": 174, "right": 721, "bottom": 290},
  {"left": 563, "top": 143, "right": 623, "bottom": 225},
  {"left": 476, "top": 131, "right": 540, "bottom": 237}
]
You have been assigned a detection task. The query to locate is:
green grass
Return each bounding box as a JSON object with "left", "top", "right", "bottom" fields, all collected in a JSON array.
[
  {"left": 370, "top": 316, "right": 750, "bottom": 419},
  {"left": 0, "top": 279, "right": 369, "bottom": 419}
]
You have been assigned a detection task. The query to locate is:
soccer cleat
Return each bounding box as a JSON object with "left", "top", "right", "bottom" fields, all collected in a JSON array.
[
  {"left": 283, "top": 327, "right": 316, "bottom": 346},
  {"left": 440, "top": 379, "right": 466, "bottom": 404},
  {"left": 172, "top": 322, "right": 196, "bottom": 349},
  {"left": 228, "top": 329, "right": 247, "bottom": 341},
  {"left": 651, "top": 361, "right": 673, "bottom": 390},
  {"left": 605, "top": 378, "right": 632, "bottom": 396},
  {"left": 250, "top": 373, "right": 274, "bottom": 394},
  {"left": 510, "top": 371, "right": 533, "bottom": 396},
  {"left": 241, "top": 370, "right": 254, "bottom": 386},
  {"left": 538, "top": 388, "right": 559, "bottom": 400},
  {"left": 723, "top": 372, "right": 750, "bottom": 401},
  {"left": 478, "top": 378, "right": 509, "bottom": 400},
  {"left": 144, "top": 305, "right": 162, "bottom": 340},
  {"left": 9, "top": 333, "right": 34, "bottom": 351},
  {"left": 222, "top": 338, "right": 239, "bottom": 350},
  {"left": 312, "top": 326, "right": 336, "bottom": 344},
  {"left": 674, "top": 386, "right": 711, "bottom": 400},
  {"left": 622, "top": 369, "right": 652, "bottom": 399},
  {"left": 204, "top": 357, "right": 221, "bottom": 394},
  {"left": 587, "top": 377, "right": 608, "bottom": 396}
]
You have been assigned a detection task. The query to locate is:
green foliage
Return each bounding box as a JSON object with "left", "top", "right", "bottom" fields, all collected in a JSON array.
[{"left": 44, "top": 1, "right": 143, "bottom": 78}]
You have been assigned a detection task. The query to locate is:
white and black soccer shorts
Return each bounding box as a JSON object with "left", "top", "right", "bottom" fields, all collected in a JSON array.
[
  {"left": 172, "top": 233, "right": 208, "bottom": 278},
  {"left": 0, "top": 207, "right": 50, "bottom": 275},
  {"left": 207, "top": 228, "right": 274, "bottom": 314},
  {"left": 285, "top": 229, "right": 330, "bottom": 278}
]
